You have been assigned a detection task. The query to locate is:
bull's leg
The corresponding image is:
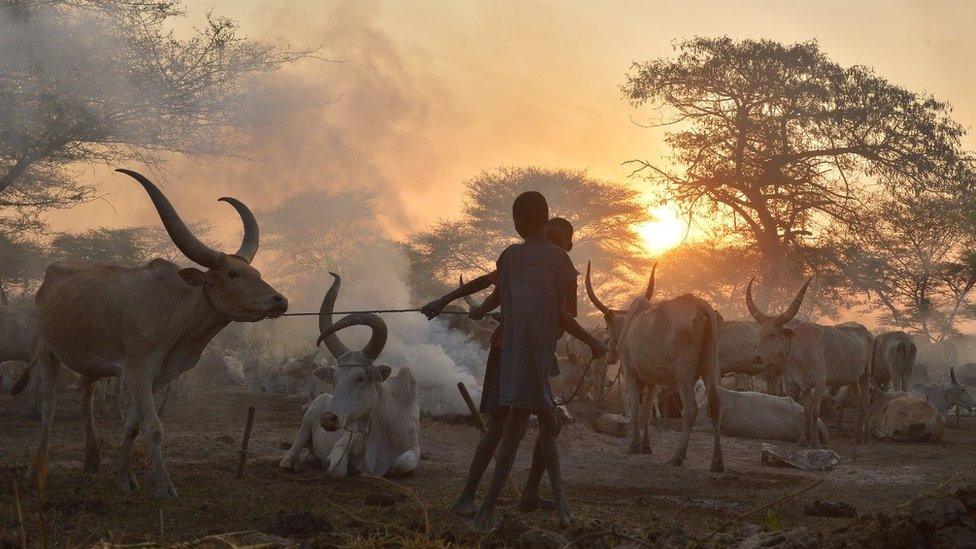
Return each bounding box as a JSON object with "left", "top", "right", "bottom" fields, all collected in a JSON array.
[
  {"left": 669, "top": 382, "right": 697, "bottom": 467},
  {"left": 132, "top": 379, "right": 177, "bottom": 499},
  {"left": 29, "top": 351, "right": 61, "bottom": 479},
  {"left": 280, "top": 418, "right": 313, "bottom": 472},
  {"left": 116, "top": 379, "right": 141, "bottom": 492},
  {"left": 82, "top": 377, "right": 100, "bottom": 474},
  {"left": 810, "top": 383, "right": 827, "bottom": 449},
  {"left": 639, "top": 385, "right": 655, "bottom": 454},
  {"left": 627, "top": 380, "right": 643, "bottom": 454},
  {"left": 705, "top": 377, "right": 724, "bottom": 473}
]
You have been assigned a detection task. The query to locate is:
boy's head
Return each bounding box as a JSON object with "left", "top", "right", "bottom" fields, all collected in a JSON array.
[
  {"left": 512, "top": 191, "right": 548, "bottom": 239},
  {"left": 545, "top": 217, "right": 574, "bottom": 251}
]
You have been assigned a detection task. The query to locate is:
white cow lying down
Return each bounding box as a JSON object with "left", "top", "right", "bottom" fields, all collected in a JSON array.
[
  {"left": 694, "top": 381, "right": 827, "bottom": 444},
  {"left": 867, "top": 391, "right": 944, "bottom": 443},
  {"left": 280, "top": 273, "right": 420, "bottom": 478}
]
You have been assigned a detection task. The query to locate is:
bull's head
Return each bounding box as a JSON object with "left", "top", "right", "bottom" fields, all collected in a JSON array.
[
  {"left": 116, "top": 169, "right": 288, "bottom": 322},
  {"left": 313, "top": 273, "right": 391, "bottom": 432},
  {"left": 947, "top": 367, "right": 975, "bottom": 411},
  {"left": 584, "top": 261, "right": 655, "bottom": 364},
  {"left": 746, "top": 277, "right": 813, "bottom": 371}
]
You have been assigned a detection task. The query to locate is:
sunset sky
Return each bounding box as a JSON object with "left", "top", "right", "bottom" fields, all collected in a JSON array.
[{"left": 51, "top": 0, "right": 976, "bottom": 253}]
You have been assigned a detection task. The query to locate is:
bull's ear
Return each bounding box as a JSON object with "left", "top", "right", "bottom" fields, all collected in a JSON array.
[
  {"left": 782, "top": 327, "right": 795, "bottom": 338},
  {"left": 179, "top": 268, "right": 208, "bottom": 286},
  {"left": 373, "top": 365, "right": 393, "bottom": 382},
  {"left": 314, "top": 366, "right": 335, "bottom": 382}
]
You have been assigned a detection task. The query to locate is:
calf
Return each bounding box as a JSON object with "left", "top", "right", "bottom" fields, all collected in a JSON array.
[{"left": 279, "top": 392, "right": 350, "bottom": 472}]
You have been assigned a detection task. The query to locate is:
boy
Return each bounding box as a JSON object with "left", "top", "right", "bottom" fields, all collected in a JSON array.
[
  {"left": 474, "top": 192, "right": 605, "bottom": 531},
  {"left": 420, "top": 216, "right": 592, "bottom": 517}
]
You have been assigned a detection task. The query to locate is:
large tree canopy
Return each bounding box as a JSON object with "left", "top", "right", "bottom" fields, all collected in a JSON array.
[
  {"left": 623, "top": 37, "right": 974, "bottom": 310},
  {"left": 407, "top": 166, "right": 652, "bottom": 314}
]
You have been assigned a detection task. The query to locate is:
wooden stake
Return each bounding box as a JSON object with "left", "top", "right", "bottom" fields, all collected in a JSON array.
[
  {"left": 236, "top": 406, "right": 255, "bottom": 479},
  {"left": 456, "top": 382, "right": 521, "bottom": 499}
]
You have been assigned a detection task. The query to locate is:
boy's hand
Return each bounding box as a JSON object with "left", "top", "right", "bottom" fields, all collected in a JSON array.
[
  {"left": 420, "top": 298, "right": 448, "bottom": 320},
  {"left": 589, "top": 340, "right": 610, "bottom": 360}
]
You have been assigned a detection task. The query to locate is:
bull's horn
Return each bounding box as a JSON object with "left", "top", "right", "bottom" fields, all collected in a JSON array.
[
  {"left": 318, "top": 313, "right": 388, "bottom": 360},
  {"left": 745, "top": 278, "right": 771, "bottom": 323},
  {"left": 776, "top": 276, "right": 814, "bottom": 325},
  {"left": 585, "top": 261, "right": 614, "bottom": 322},
  {"left": 217, "top": 197, "right": 259, "bottom": 263},
  {"left": 644, "top": 263, "right": 657, "bottom": 300},
  {"left": 117, "top": 169, "right": 222, "bottom": 268},
  {"left": 317, "top": 273, "right": 350, "bottom": 358}
]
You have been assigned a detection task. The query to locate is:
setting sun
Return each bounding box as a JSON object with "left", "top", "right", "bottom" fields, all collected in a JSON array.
[{"left": 636, "top": 205, "right": 686, "bottom": 255}]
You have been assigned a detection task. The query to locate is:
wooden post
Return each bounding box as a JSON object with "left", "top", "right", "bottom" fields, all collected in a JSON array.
[
  {"left": 236, "top": 406, "right": 255, "bottom": 479},
  {"left": 456, "top": 382, "right": 521, "bottom": 499}
]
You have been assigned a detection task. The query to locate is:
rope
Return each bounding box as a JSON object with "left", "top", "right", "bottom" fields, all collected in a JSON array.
[
  {"left": 556, "top": 356, "right": 596, "bottom": 407},
  {"left": 279, "top": 308, "right": 470, "bottom": 317}
]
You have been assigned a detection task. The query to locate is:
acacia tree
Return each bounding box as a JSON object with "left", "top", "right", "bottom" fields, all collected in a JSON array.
[
  {"left": 407, "top": 166, "right": 652, "bottom": 311},
  {"left": 828, "top": 187, "right": 976, "bottom": 342},
  {"left": 0, "top": 0, "right": 309, "bottom": 219},
  {"left": 622, "top": 37, "right": 971, "bottom": 309}
]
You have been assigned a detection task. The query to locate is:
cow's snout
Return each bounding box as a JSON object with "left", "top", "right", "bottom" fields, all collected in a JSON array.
[
  {"left": 752, "top": 355, "right": 763, "bottom": 365},
  {"left": 321, "top": 412, "right": 340, "bottom": 432}
]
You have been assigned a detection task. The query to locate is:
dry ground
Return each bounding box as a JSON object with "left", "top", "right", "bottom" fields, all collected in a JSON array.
[{"left": 1, "top": 388, "right": 974, "bottom": 546}]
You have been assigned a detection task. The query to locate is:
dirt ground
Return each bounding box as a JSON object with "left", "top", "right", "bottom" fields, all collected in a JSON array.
[{"left": 1, "top": 388, "right": 974, "bottom": 547}]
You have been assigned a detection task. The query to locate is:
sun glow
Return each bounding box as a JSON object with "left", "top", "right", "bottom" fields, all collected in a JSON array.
[{"left": 636, "top": 205, "right": 686, "bottom": 255}]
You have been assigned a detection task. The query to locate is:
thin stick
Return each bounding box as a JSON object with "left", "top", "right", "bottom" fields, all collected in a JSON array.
[
  {"left": 13, "top": 480, "right": 27, "bottom": 549},
  {"left": 457, "top": 382, "right": 521, "bottom": 499},
  {"left": 34, "top": 454, "right": 48, "bottom": 549},
  {"left": 280, "top": 308, "right": 469, "bottom": 317},
  {"left": 692, "top": 478, "right": 825, "bottom": 548},
  {"left": 236, "top": 406, "right": 256, "bottom": 479}
]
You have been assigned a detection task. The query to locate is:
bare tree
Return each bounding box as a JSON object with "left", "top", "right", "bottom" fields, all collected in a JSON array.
[
  {"left": 0, "top": 0, "right": 310, "bottom": 209},
  {"left": 622, "top": 37, "right": 972, "bottom": 309}
]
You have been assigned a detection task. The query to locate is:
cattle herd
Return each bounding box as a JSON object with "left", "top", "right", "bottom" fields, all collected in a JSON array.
[{"left": 0, "top": 169, "right": 974, "bottom": 505}]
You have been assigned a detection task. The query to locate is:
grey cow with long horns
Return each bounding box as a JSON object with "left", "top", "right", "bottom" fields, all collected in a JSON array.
[
  {"left": 746, "top": 277, "right": 873, "bottom": 446},
  {"left": 305, "top": 273, "right": 420, "bottom": 478},
  {"left": 28, "top": 169, "right": 287, "bottom": 499}
]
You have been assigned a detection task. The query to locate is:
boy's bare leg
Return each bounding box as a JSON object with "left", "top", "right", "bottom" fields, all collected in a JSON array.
[
  {"left": 470, "top": 408, "right": 531, "bottom": 533},
  {"left": 519, "top": 418, "right": 559, "bottom": 512},
  {"left": 538, "top": 408, "right": 573, "bottom": 526},
  {"left": 452, "top": 410, "right": 508, "bottom": 517}
]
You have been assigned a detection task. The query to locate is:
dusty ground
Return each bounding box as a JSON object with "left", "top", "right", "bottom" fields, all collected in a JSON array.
[{"left": 1, "top": 388, "right": 974, "bottom": 546}]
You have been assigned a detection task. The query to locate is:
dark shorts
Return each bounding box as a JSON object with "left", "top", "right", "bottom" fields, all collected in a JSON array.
[{"left": 479, "top": 345, "right": 504, "bottom": 414}]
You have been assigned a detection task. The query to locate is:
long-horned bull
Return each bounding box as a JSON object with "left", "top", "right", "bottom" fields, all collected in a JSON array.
[
  {"left": 28, "top": 169, "right": 287, "bottom": 499},
  {"left": 586, "top": 262, "right": 724, "bottom": 472},
  {"left": 746, "top": 277, "right": 873, "bottom": 446},
  {"left": 301, "top": 273, "right": 420, "bottom": 478}
]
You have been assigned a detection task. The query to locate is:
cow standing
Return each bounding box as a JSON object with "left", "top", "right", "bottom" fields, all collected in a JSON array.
[
  {"left": 873, "top": 331, "right": 916, "bottom": 391},
  {"left": 586, "top": 263, "right": 724, "bottom": 472},
  {"left": 29, "top": 169, "right": 287, "bottom": 499},
  {"left": 746, "top": 278, "right": 873, "bottom": 446}
]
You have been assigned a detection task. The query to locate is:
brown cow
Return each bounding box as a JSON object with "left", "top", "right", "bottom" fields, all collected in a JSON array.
[{"left": 29, "top": 169, "right": 287, "bottom": 499}]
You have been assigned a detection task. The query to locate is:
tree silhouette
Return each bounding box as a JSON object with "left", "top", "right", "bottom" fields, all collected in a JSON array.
[{"left": 623, "top": 37, "right": 973, "bottom": 309}]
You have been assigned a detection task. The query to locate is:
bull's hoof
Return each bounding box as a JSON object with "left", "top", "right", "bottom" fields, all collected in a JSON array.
[
  {"left": 556, "top": 504, "right": 574, "bottom": 528},
  {"left": 667, "top": 456, "right": 684, "bottom": 467},
  {"left": 279, "top": 455, "right": 299, "bottom": 472},
  {"left": 710, "top": 460, "right": 725, "bottom": 473},
  {"left": 627, "top": 443, "right": 641, "bottom": 455},
  {"left": 640, "top": 444, "right": 653, "bottom": 455},
  {"left": 152, "top": 481, "right": 178, "bottom": 500},
  {"left": 451, "top": 499, "right": 478, "bottom": 518}
]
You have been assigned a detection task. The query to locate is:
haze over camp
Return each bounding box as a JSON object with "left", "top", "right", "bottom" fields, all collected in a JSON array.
[{"left": 2, "top": 1, "right": 976, "bottom": 547}]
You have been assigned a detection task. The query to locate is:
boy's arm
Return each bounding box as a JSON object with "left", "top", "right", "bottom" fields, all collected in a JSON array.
[
  {"left": 420, "top": 273, "right": 494, "bottom": 319},
  {"left": 470, "top": 287, "right": 500, "bottom": 320},
  {"left": 558, "top": 309, "right": 608, "bottom": 359}
]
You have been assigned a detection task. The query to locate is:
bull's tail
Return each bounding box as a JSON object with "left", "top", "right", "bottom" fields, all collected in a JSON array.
[
  {"left": 816, "top": 418, "right": 829, "bottom": 445},
  {"left": 896, "top": 339, "right": 917, "bottom": 392}
]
